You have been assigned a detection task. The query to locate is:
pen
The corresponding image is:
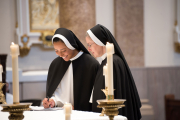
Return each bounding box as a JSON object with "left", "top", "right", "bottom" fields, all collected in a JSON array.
[{"left": 47, "top": 96, "right": 51, "bottom": 108}]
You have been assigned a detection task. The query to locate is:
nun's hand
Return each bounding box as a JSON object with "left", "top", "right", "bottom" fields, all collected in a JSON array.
[
  {"left": 42, "top": 98, "right": 50, "bottom": 108},
  {"left": 49, "top": 99, "right": 55, "bottom": 108}
]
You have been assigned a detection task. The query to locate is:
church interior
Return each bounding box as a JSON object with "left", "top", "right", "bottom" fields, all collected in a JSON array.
[{"left": 0, "top": 0, "right": 180, "bottom": 120}]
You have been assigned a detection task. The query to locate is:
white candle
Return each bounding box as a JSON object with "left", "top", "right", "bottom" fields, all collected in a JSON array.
[
  {"left": 0, "top": 64, "right": 3, "bottom": 82},
  {"left": 64, "top": 103, "right": 72, "bottom": 120},
  {"left": 103, "top": 64, "right": 108, "bottom": 88},
  {"left": 10, "top": 42, "right": 20, "bottom": 104},
  {"left": 106, "top": 42, "right": 114, "bottom": 95}
]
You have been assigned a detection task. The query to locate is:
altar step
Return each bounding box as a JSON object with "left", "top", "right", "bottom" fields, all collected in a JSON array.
[{"left": 140, "top": 99, "right": 154, "bottom": 120}]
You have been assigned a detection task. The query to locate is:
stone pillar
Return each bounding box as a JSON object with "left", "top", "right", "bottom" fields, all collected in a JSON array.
[
  {"left": 114, "top": 0, "right": 144, "bottom": 67},
  {"left": 59, "top": 0, "right": 95, "bottom": 46}
]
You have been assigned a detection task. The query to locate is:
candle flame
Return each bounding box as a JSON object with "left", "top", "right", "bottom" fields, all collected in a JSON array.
[
  {"left": 65, "top": 102, "right": 71, "bottom": 105},
  {"left": 107, "top": 42, "right": 110, "bottom": 44},
  {"left": 12, "top": 42, "right": 14, "bottom": 45},
  {"left": 65, "top": 102, "right": 67, "bottom": 104}
]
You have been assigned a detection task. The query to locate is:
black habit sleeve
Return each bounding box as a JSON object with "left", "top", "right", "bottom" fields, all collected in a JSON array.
[{"left": 72, "top": 53, "right": 99, "bottom": 111}]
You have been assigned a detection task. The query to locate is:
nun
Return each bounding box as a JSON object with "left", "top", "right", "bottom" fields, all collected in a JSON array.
[
  {"left": 42, "top": 28, "right": 99, "bottom": 111},
  {"left": 86, "top": 24, "right": 141, "bottom": 120}
]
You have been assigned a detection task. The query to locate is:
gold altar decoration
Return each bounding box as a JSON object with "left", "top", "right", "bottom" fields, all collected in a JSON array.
[
  {"left": 97, "top": 99, "right": 126, "bottom": 120},
  {"left": 174, "top": 20, "right": 180, "bottom": 53},
  {"left": 1, "top": 83, "right": 32, "bottom": 120},
  {"left": 97, "top": 88, "right": 126, "bottom": 120},
  {"left": 19, "top": 34, "right": 30, "bottom": 57},
  {"left": 0, "top": 82, "right": 6, "bottom": 104},
  {"left": 39, "top": 30, "right": 55, "bottom": 47},
  {"left": 175, "top": 42, "right": 180, "bottom": 53},
  {"left": 102, "top": 87, "right": 115, "bottom": 100},
  {"left": 29, "top": 0, "right": 60, "bottom": 32},
  {"left": 101, "top": 87, "right": 108, "bottom": 100},
  {"left": 1, "top": 103, "right": 32, "bottom": 120}
]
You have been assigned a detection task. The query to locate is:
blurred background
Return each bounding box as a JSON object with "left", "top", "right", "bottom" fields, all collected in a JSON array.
[{"left": 0, "top": 0, "right": 180, "bottom": 120}]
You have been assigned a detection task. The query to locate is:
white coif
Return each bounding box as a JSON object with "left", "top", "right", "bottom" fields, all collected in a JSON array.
[
  {"left": 52, "top": 34, "right": 75, "bottom": 50},
  {"left": 87, "top": 30, "right": 105, "bottom": 46}
]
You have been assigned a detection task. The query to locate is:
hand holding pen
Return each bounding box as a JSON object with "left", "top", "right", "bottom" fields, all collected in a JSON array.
[
  {"left": 42, "top": 97, "right": 55, "bottom": 108},
  {"left": 47, "top": 97, "right": 51, "bottom": 108}
]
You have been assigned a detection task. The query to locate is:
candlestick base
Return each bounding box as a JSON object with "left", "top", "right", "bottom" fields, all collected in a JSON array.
[
  {"left": 0, "top": 82, "right": 7, "bottom": 104},
  {"left": 1, "top": 103, "right": 32, "bottom": 120},
  {"left": 97, "top": 99, "right": 126, "bottom": 120}
]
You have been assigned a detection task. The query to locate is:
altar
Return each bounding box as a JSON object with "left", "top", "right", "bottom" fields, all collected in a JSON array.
[{"left": 0, "top": 107, "right": 127, "bottom": 120}]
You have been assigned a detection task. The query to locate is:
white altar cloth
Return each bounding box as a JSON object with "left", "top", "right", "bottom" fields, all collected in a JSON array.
[{"left": 0, "top": 107, "right": 127, "bottom": 120}]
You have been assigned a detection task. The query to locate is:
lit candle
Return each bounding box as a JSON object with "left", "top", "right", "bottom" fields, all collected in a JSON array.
[
  {"left": 10, "top": 42, "right": 20, "bottom": 104},
  {"left": 103, "top": 64, "right": 108, "bottom": 88},
  {"left": 0, "top": 64, "right": 3, "bottom": 82},
  {"left": 106, "top": 42, "right": 114, "bottom": 95},
  {"left": 64, "top": 103, "right": 72, "bottom": 120}
]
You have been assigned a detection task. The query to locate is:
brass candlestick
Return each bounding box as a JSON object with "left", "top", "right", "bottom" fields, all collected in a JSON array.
[
  {"left": 97, "top": 87, "right": 126, "bottom": 120},
  {"left": 0, "top": 82, "right": 32, "bottom": 120},
  {"left": 0, "top": 82, "right": 6, "bottom": 104},
  {"left": 97, "top": 99, "right": 126, "bottom": 120},
  {"left": 1, "top": 103, "right": 32, "bottom": 120}
]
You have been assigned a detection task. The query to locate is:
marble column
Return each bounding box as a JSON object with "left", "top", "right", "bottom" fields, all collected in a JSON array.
[
  {"left": 59, "top": 0, "right": 95, "bottom": 46},
  {"left": 114, "top": 0, "right": 144, "bottom": 67}
]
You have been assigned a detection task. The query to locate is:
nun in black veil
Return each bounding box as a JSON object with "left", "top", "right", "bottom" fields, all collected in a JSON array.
[
  {"left": 86, "top": 24, "right": 142, "bottom": 120},
  {"left": 42, "top": 28, "right": 99, "bottom": 111}
]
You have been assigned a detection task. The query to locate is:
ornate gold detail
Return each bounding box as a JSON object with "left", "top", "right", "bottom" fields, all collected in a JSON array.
[
  {"left": 97, "top": 99, "right": 126, "bottom": 120},
  {"left": 97, "top": 99, "right": 126, "bottom": 105},
  {"left": 98, "top": 87, "right": 126, "bottom": 119},
  {"left": 39, "top": 30, "right": 55, "bottom": 47},
  {"left": 107, "top": 95, "right": 114, "bottom": 100},
  {"left": 175, "top": 20, "right": 177, "bottom": 26},
  {"left": 99, "top": 108, "right": 105, "bottom": 116},
  {"left": 101, "top": 87, "right": 115, "bottom": 100},
  {"left": 16, "top": 22, "right": 18, "bottom": 28},
  {"left": 29, "top": 0, "right": 60, "bottom": 32},
  {"left": 101, "top": 87, "right": 108, "bottom": 100},
  {"left": 1, "top": 103, "right": 32, "bottom": 120},
  {"left": 19, "top": 34, "right": 30, "bottom": 57},
  {"left": 0, "top": 82, "right": 7, "bottom": 104},
  {"left": 175, "top": 42, "right": 180, "bottom": 53}
]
